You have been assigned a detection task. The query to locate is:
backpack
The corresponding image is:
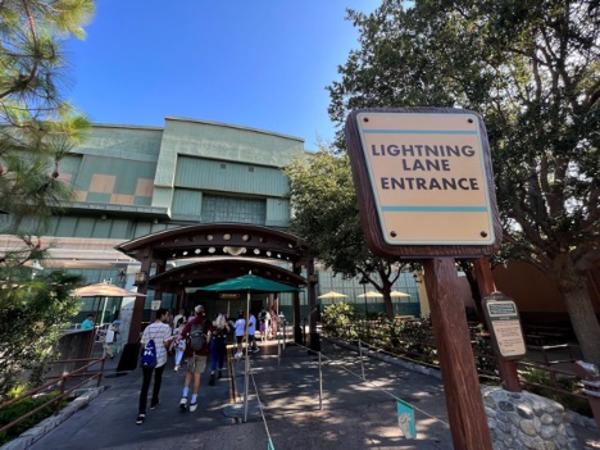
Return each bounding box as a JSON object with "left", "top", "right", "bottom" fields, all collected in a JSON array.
[
  {"left": 189, "top": 322, "right": 206, "bottom": 351},
  {"left": 141, "top": 339, "right": 157, "bottom": 368}
]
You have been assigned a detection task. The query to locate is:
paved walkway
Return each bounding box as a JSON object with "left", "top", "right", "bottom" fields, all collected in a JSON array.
[{"left": 31, "top": 339, "right": 599, "bottom": 450}]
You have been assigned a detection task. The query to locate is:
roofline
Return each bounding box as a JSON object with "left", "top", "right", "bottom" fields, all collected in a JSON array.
[
  {"left": 164, "top": 116, "right": 305, "bottom": 143},
  {"left": 90, "top": 123, "right": 164, "bottom": 131}
]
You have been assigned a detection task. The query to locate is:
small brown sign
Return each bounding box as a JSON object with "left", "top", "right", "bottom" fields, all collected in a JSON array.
[
  {"left": 483, "top": 293, "right": 526, "bottom": 360},
  {"left": 345, "top": 107, "right": 502, "bottom": 258}
]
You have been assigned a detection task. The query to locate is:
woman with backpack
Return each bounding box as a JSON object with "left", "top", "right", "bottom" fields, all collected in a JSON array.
[
  {"left": 136, "top": 308, "right": 174, "bottom": 425},
  {"left": 178, "top": 305, "right": 213, "bottom": 412}
]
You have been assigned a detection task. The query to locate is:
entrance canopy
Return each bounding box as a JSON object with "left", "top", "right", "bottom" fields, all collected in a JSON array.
[
  {"left": 147, "top": 258, "right": 306, "bottom": 291},
  {"left": 117, "top": 223, "right": 308, "bottom": 264}
]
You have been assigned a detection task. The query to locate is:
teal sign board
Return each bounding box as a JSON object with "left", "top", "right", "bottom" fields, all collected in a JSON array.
[{"left": 396, "top": 400, "right": 416, "bottom": 439}]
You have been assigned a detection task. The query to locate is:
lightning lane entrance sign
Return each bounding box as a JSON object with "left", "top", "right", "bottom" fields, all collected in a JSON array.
[
  {"left": 346, "top": 107, "right": 501, "bottom": 258},
  {"left": 346, "top": 108, "right": 502, "bottom": 450}
]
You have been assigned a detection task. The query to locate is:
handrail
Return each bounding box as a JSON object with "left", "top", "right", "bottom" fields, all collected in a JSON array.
[{"left": 0, "top": 357, "right": 105, "bottom": 436}]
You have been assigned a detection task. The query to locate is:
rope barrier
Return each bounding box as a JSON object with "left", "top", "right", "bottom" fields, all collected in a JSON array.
[
  {"left": 250, "top": 368, "right": 276, "bottom": 449},
  {"left": 292, "top": 340, "right": 450, "bottom": 428}
]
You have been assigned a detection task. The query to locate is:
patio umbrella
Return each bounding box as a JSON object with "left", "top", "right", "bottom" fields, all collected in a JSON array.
[
  {"left": 200, "top": 273, "right": 298, "bottom": 422},
  {"left": 390, "top": 290, "right": 410, "bottom": 298},
  {"left": 74, "top": 282, "right": 145, "bottom": 326},
  {"left": 317, "top": 291, "right": 348, "bottom": 300},
  {"left": 358, "top": 290, "right": 383, "bottom": 315}
]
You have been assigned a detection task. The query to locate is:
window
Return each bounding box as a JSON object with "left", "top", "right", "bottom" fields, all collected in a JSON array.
[{"left": 202, "top": 194, "right": 266, "bottom": 225}]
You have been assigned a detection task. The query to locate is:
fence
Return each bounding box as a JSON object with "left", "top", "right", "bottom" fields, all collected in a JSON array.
[
  {"left": 326, "top": 318, "right": 594, "bottom": 418},
  {"left": 0, "top": 357, "right": 105, "bottom": 436}
]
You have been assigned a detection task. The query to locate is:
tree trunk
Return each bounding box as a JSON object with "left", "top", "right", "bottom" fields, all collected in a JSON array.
[
  {"left": 560, "top": 281, "right": 600, "bottom": 367},
  {"left": 382, "top": 282, "right": 394, "bottom": 319}
]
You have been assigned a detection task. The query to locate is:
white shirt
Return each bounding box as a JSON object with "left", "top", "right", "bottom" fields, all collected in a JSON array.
[
  {"left": 141, "top": 322, "right": 171, "bottom": 368},
  {"left": 235, "top": 318, "right": 246, "bottom": 337},
  {"left": 248, "top": 315, "right": 256, "bottom": 335}
]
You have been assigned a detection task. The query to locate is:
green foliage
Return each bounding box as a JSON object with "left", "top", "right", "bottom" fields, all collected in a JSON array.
[
  {"left": 322, "top": 302, "right": 358, "bottom": 340},
  {"left": 521, "top": 368, "right": 592, "bottom": 417},
  {"left": 328, "top": 0, "right": 600, "bottom": 364},
  {"left": 0, "top": 0, "right": 94, "bottom": 263},
  {"left": 0, "top": 390, "right": 63, "bottom": 444},
  {"left": 0, "top": 269, "right": 81, "bottom": 398},
  {"left": 285, "top": 150, "right": 409, "bottom": 318}
]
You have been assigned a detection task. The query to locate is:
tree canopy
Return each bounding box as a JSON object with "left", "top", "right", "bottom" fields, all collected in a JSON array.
[
  {"left": 0, "top": 0, "right": 94, "bottom": 263},
  {"left": 328, "top": 0, "right": 600, "bottom": 364},
  {"left": 286, "top": 150, "right": 406, "bottom": 318}
]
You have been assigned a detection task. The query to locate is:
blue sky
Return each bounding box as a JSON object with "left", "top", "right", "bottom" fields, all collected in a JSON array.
[{"left": 64, "top": 1, "right": 380, "bottom": 149}]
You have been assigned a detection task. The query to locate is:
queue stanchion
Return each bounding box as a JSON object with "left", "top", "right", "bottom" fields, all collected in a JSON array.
[
  {"left": 318, "top": 351, "right": 323, "bottom": 410},
  {"left": 358, "top": 339, "right": 366, "bottom": 380}
]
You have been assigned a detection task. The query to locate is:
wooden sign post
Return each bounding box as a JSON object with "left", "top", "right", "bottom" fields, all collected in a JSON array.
[{"left": 345, "top": 107, "right": 503, "bottom": 450}]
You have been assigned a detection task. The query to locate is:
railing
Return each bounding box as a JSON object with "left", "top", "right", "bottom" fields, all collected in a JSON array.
[
  {"left": 0, "top": 357, "right": 105, "bottom": 436},
  {"left": 325, "top": 318, "right": 593, "bottom": 416}
]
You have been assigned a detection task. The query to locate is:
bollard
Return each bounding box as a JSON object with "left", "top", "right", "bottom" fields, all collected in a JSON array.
[
  {"left": 318, "top": 351, "right": 323, "bottom": 410},
  {"left": 358, "top": 339, "right": 366, "bottom": 380}
]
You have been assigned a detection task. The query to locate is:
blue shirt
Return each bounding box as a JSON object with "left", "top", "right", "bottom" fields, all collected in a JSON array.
[{"left": 81, "top": 319, "right": 94, "bottom": 330}]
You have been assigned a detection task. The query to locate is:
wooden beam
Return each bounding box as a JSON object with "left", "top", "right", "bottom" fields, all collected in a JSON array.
[{"left": 424, "top": 258, "right": 493, "bottom": 450}]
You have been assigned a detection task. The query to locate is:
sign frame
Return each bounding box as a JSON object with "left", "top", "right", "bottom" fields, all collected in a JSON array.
[
  {"left": 482, "top": 292, "right": 527, "bottom": 361},
  {"left": 345, "top": 107, "right": 502, "bottom": 259}
]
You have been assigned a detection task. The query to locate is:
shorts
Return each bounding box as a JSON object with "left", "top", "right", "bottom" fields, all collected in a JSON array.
[
  {"left": 236, "top": 336, "right": 244, "bottom": 344},
  {"left": 187, "top": 355, "right": 207, "bottom": 374}
]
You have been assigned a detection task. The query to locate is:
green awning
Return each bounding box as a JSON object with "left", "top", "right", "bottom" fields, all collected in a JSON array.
[{"left": 199, "top": 274, "right": 299, "bottom": 293}]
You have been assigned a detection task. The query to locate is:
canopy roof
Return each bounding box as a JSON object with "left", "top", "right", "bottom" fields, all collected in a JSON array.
[
  {"left": 147, "top": 258, "right": 306, "bottom": 291},
  {"left": 358, "top": 290, "right": 384, "bottom": 299},
  {"left": 390, "top": 290, "right": 410, "bottom": 298},
  {"left": 200, "top": 274, "right": 299, "bottom": 293},
  {"left": 116, "top": 223, "right": 308, "bottom": 264}
]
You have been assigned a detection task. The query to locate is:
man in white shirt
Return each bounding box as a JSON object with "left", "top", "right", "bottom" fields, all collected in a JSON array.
[{"left": 136, "top": 308, "right": 173, "bottom": 425}]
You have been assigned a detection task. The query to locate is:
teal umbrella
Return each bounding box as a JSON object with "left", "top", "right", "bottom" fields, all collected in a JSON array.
[
  {"left": 200, "top": 273, "right": 299, "bottom": 422},
  {"left": 200, "top": 274, "right": 299, "bottom": 294}
]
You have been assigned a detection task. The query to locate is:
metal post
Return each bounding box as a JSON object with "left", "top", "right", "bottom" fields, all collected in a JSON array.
[
  {"left": 243, "top": 290, "right": 251, "bottom": 422},
  {"left": 318, "top": 351, "right": 323, "bottom": 410},
  {"left": 358, "top": 339, "right": 366, "bottom": 380}
]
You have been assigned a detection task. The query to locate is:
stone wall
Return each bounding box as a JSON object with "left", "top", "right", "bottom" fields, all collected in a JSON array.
[{"left": 483, "top": 386, "right": 579, "bottom": 450}]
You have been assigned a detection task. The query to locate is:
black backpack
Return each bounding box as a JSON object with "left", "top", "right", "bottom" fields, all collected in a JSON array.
[{"left": 190, "top": 322, "right": 206, "bottom": 351}]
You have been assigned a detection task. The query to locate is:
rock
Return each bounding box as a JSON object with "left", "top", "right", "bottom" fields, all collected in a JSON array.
[
  {"left": 517, "top": 404, "right": 534, "bottom": 419},
  {"left": 544, "top": 442, "right": 557, "bottom": 450},
  {"left": 533, "top": 416, "right": 542, "bottom": 432},
  {"left": 520, "top": 419, "right": 537, "bottom": 436},
  {"left": 540, "top": 424, "right": 557, "bottom": 439},
  {"left": 499, "top": 400, "right": 514, "bottom": 412},
  {"left": 485, "top": 406, "right": 497, "bottom": 418},
  {"left": 540, "top": 413, "right": 553, "bottom": 425}
]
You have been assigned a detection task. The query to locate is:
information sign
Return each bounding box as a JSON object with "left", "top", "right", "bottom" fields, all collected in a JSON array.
[
  {"left": 397, "top": 400, "right": 417, "bottom": 439},
  {"left": 483, "top": 293, "right": 526, "bottom": 359},
  {"left": 150, "top": 300, "right": 161, "bottom": 311},
  {"left": 345, "top": 107, "right": 502, "bottom": 258}
]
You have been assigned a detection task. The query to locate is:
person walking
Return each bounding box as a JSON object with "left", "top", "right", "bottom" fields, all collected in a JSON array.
[
  {"left": 234, "top": 312, "right": 245, "bottom": 359},
  {"left": 136, "top": 308, "right": 173, "bottom": 425},
  {"left": 172, "top": 317, "right": 187, "bottom": 372},
  {"left": 248, "top": 312, "right": 259, "bottom": 353},
  {"left": 178, "top": 305, "right": 212, "bottom": 412},
  {"left": 208, "top": 313, "right": 230, "bottom": 385}
]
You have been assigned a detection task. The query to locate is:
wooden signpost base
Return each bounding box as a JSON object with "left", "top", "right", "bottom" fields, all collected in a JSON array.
[
  {"left": 473, "top": 258, "right": 522, "bottom": 392},
  {"left": 423, "top": 258, "right": 493, "bottom": 450}
]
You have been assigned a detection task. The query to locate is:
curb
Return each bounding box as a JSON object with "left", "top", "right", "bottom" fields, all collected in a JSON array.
[
  {"left": 324, "top": 336, "right": 442, "bottom": 380},
  {"left": 1, "top": 386, "right": 107, "bottom": 450}
]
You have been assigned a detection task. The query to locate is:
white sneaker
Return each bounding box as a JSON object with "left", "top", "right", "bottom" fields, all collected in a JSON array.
[
  {"left": 179, "top": 397, "right": 188, "bottom": 411},
  {"left": 189, "top": 402, "right": 198, "bottom": 412}
]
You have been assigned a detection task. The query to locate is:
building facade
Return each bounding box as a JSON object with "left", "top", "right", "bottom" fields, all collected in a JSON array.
[{"left": 0, "top": 117, "right": 421, "bottom": 336}]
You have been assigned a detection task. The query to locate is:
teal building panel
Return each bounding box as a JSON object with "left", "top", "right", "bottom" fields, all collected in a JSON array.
[
  {"left": 172, "top": 188, "right": 203, "bottom": 219},
  {"left": 175, "top": 156, "right": 289, "bottom": 198},
  {"left": 265, "top": 198, "right": 290, "bottom": 227}
]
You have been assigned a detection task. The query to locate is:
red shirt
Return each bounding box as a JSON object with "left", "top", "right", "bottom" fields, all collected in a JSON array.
[{"left": 181, "top": 314, "right": 213, "bottom": 356}]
